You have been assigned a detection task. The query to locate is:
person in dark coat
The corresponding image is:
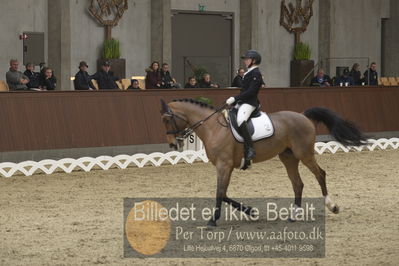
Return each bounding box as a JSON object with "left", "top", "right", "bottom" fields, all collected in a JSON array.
[
  {"left": 364, "top": 62, "right": 378, "bottom": 86},
  {"left": 335, "top": 69, "right": 355, "bottom": 86},
  {"left": 91, "top": 61, "right": 119, "bottom": 90},
  {"left": 39, "top": 67, "right": 57, "bottom": 90},
  {"left": 24, "top": 63, "right": 40, "bottom": 89},
  {"left": 225, "top": 50, "right": 264, "bottom": 169},
  {"left": 74, "top": 61, "right": 95, "bottom": 90},
  {"left": 231, "top": 68, "right": 245, "bottom": 88},
  {"left": 160, "top": 63, "right": 180, "bottom": 88},
  {"left": 310, "top": 68, "right": 332, "bottom": 87},
  {"left": 198, "top": 73, "right": 219, "bottom": 88},
  {"left": 184, "top": 77, "right": 199, "bottom": 88},
  {"left": 145, "top": 61, "right": 161, "bottom": 89},
  {"left": 127, "top": 79, "right": 141, "bottom": 90},
  {"left": 349, "top": 63, "right": 362, "bottom": 85}
]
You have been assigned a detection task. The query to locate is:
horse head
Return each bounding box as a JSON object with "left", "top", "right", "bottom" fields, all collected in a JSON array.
[{"left": 160, "top": 99, "right": 187, "bottom": 150}]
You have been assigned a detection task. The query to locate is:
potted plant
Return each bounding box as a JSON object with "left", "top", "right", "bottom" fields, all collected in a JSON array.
[
  {"left": 290, "top": 42, "right": 314, "bottom": 87},
  {"left": 97, "top": 38, "right": 126, "bottom": 79}
]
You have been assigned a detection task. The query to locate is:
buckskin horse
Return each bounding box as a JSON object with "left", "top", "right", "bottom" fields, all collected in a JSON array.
[{"left": 160, "top": 99, "right": 367, "bottom": 226}]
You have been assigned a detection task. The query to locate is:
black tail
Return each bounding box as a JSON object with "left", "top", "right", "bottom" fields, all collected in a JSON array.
[{"left": 304, "top": 107, "right": 369, "bottom": 146}]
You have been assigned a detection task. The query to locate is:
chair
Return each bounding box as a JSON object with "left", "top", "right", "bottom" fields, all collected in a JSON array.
[
  {"left": 0, "top": 80, "right": 9, "bottom": 92},
  {"left": 388, "top": 77, "right": 398, "bottom": 86},
  {"left": 131, "top": 76, "right": 146, "bottom": 90},
  {"left": 91, "top": 79, "right": 99, "bottom": 90},
  {"left": 121, "top": 79, "right": 131, "bottom": 90},
  {"left": 116, "top": 81, "right": 123, "bottom": 90},
  {"left": 138, "top": 79, "right": 146, "bottom": 90},
  {"left": 380, "top": 77, "right": 390, "bottom": 86}
]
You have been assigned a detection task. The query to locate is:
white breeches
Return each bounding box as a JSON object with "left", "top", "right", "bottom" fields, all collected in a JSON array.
[{"left": 236, "top": 103, "right": 256, "bottom": 126}]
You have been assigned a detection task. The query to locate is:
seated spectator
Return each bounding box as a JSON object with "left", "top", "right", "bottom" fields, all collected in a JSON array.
[
  {"left": 335, "top": 69, "right": 354, "bottom": 86},
  {"left": 198, "top": 73, "right": 220, "bottom": 88},
  {"left": 310, "top": 68, "right": 331, "bottom": 87},
  {"left": 39, "top": 67, "right": 57, "bottom": 90},
  {"left": 349, "top": 63, "right": 362, "bottom": 86},
  {"left": 184, "top": 77, "right": 198, "bottom": 88},
  {"left": 91, "top": 61, "right": 119, "bottom": 90},
  {"left": 74, "top": 61, "right": 95, "bottom": 90},
  {"left": 24, "top": 63, "right": 40, "bottom": 89},
  {"left": 231, "top": 68, "right": 245, "bottom": 87},
  {"left": 364, "top": 62, "right": 378, "bottom": 86},
  {"left": 160, "top": 63, "right": 180, "bottom": 89},
  {"left": 127, "top": 79, "right": 141, "bottom": 90},
  {"left": 145, "top": 61, "right": 161, "bottom": 89},
  {"left": 6, "top": 59, "right": 29, "bottom": 90}
]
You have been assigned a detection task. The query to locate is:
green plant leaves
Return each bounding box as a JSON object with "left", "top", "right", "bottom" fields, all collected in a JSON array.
[
  {"left": 103, "top": 39, "right": 121, "bottom": 59},
  {"left": 293, "top": 42, "right": 311, "bottom": 60},
  {"left": 193, "top": 66, "right": 208, "bottom": 81}
]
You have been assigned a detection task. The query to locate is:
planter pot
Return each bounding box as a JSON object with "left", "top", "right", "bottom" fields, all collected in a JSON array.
[
  {"left": 97, "top": 58, "right": 126, "bottom": 79},
  {"left": 290, "top": 60, "right": 314, "bottom": 87}
]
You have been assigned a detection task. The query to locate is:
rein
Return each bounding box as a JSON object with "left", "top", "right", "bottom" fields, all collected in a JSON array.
[{"left": 164, "top": 103, "right": 227, "bottom": 141}]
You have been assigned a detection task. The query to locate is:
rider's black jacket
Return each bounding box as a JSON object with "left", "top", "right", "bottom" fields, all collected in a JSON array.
[{"left": 234, "top": 67, "right": 263, "bottom": 107}]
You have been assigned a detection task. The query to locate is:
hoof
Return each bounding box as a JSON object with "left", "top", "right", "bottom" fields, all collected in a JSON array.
[
  {"left": 207, "top": 220, "right": 217, "bottom": 227},
  {"left": 288, "top": 218, "right": 296, "bottom": 223},
  {"left": 331, "top": 205, "right": 340, "bottom": 214}
]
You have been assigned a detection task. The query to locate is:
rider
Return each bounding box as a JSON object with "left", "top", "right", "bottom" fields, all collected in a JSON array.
[{"left": 226, "top": 50, "right": 264, "bottom": 166}]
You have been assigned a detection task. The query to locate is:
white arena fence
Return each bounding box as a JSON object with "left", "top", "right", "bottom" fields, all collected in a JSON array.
[{"left": 0, "top": 137, "right": 398, "bottom": 178}]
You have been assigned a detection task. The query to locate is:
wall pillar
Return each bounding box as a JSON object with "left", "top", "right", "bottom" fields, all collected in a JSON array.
[
  {"left": 151, "top": 0, "right": 172, "bottom": 66},
  {"left": 318, "top": 0, "right": 331, "bottom": 72},
  {"left": 240, "top": 0, "right": 259, "bottom": 62},
  {"left": 383, "top": 0, "right": 399, "bottom": 76},
  {"left": 48, "top": 0, "right": 71, "bottom": 90}
]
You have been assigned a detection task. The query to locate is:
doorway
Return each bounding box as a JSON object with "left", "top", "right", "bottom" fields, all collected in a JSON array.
[
  {"left": 172, "top": 12, "right": 233, "bottom": 87},
  {"left": 23, "top": 32, "right": 45, "bottom": 66}
]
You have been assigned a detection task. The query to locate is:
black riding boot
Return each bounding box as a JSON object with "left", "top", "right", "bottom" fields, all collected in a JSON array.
[{"left": 239, "top": 121, "right": 256, "bottom": 162}]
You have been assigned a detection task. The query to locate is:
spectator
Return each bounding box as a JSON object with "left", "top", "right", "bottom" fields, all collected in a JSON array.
[
  {"left": 39, "top": 67, "right": 57, "bottom": 90},
  {"left": 127, "top": 79, "right": 141, "bottom": 90},
  {"left": 231, "top": 68, "right": 245, "bottom": 87},
  {"left": 198, "top": 73, "right": 219, "bottom": 88},
  {"left": 310, "top": 68, "right": 331, "bottom": 87},
  {"left": 145, "top": 61, "right": 161, "bottom": 89},
  {"left": 6, "top": 59, "right": 29, "bottom": 90},
  {"left": 91, "top": 61, "right": 119, "bottom": 90},
  {"left": 335, "top": 69, "right": 354, "bottom": 86},
  {"left": 24, "top": 63, "right": 40, "bottom": 89},
  {"left": 74, "top": 61, "right": 95, "bottom": 90},
  {"left": 184, "top": 77, "right": 198, "bottom": 88},
  {"left": 349, "top": 63, "right": 362, "bottom": 86},
  {"left": 160, "top": 63, "right": 180, "bottom": 88},
  {"left": 364, "top": 62, "right": 378, "bottom": 86}
]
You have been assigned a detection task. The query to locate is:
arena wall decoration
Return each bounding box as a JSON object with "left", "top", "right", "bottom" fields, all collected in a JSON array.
[{"left": 0, "top": 138, "right": 397, "bottom": 178}]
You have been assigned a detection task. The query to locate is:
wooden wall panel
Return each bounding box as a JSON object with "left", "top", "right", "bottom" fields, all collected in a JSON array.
[{"left": 0, "top": 87, "right": 398, "bottom": 152}]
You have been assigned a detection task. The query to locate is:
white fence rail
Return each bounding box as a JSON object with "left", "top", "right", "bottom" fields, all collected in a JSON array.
[{"left": 0, "top": 138, "right": 397, "bottom": 178}]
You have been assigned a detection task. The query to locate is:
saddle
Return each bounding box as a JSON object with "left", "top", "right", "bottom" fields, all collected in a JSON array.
[{"left": 228, "top": 107, "right": 274, "bottom": 143}]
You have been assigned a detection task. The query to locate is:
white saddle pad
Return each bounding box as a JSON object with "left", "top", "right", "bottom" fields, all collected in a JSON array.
[{"left": 230, "top": 112, "right": 275, "bottom": 143}]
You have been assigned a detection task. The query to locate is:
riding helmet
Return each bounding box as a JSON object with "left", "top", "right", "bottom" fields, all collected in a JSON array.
[{"left": 241, "top": 50, "right": 262, "bottom": 65}]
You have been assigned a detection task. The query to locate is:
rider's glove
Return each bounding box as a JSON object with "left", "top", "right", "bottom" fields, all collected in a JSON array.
[{"left": 226, "top": 97, "right": 236, "bottom": 105}]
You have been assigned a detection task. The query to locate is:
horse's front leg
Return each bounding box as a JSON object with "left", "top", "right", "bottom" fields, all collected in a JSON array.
[
  {"left": 208, "top": 161, "right": 233, "bottom": 227},
  {"left": 224, "top": 197, "right": 256, "bottom": 218}
]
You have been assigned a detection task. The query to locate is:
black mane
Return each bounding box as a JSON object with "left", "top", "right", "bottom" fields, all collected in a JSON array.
[{"left": 172, "top": 98, "right": 215, "bottom": 110}]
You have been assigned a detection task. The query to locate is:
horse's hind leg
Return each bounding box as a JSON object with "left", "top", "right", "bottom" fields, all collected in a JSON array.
[
  {"left": 301, "top": 155, "right": 340, "bottom": 214},
  {"left": 279, "top": 149, "right": 304, "bottom": 208}
]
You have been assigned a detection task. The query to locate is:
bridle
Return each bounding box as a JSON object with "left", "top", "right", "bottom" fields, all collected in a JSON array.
[{"left": 162, "top": 103, "right": 227, "bottom": 141}]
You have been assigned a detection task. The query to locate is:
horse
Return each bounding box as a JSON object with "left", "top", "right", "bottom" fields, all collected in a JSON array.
[{"left": 160, "top": 98, "right": 368, "bottom": 227}]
